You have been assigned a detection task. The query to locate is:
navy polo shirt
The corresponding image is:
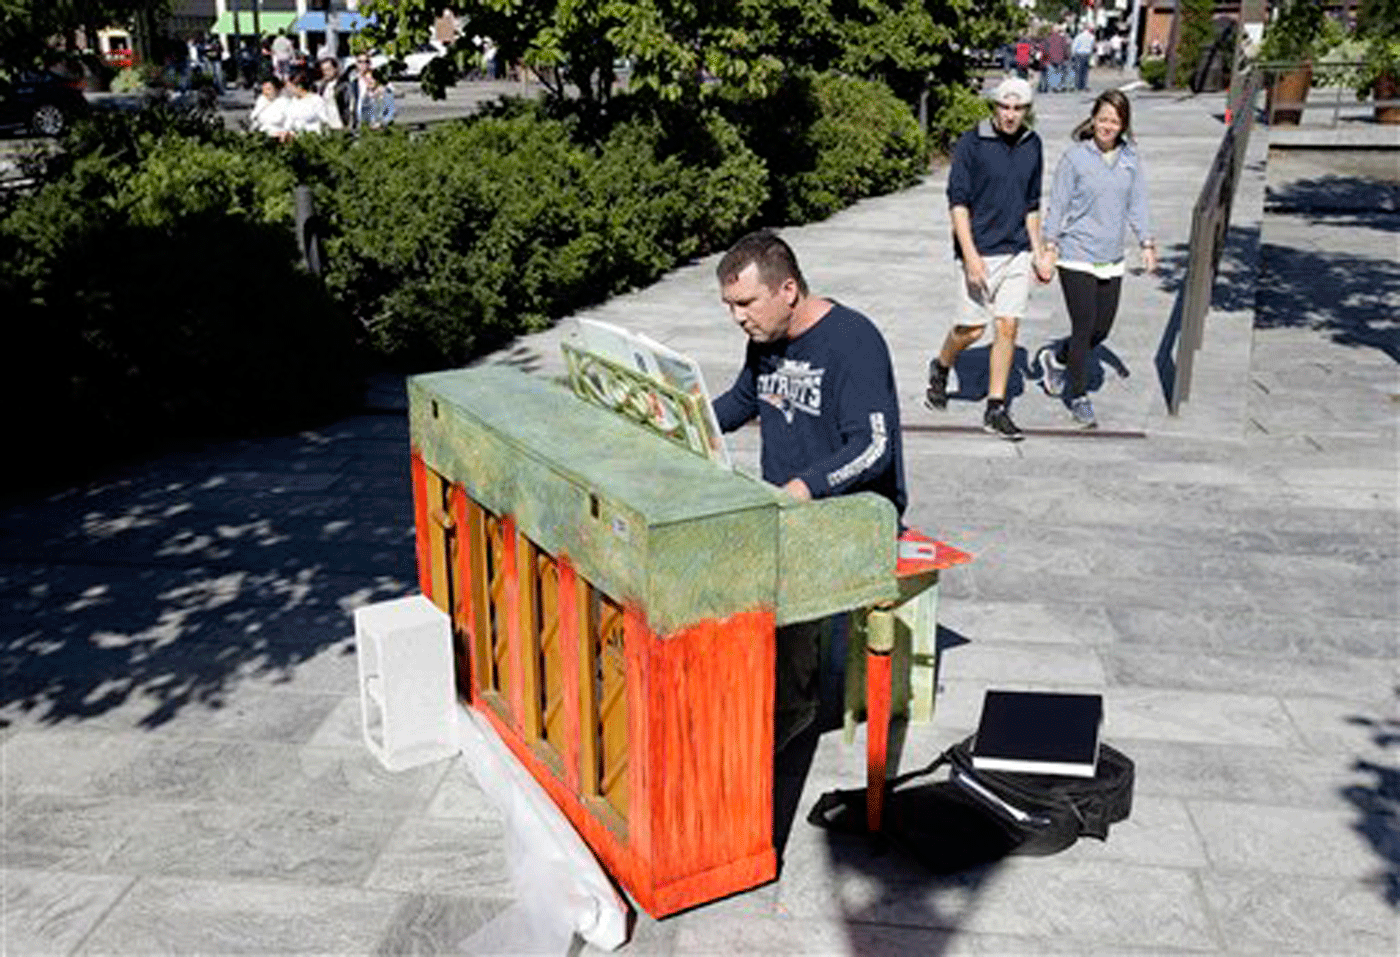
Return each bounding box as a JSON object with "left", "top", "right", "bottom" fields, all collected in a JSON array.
[{"left": 946, "top": 120, "right": 1043, "bottom": 260}]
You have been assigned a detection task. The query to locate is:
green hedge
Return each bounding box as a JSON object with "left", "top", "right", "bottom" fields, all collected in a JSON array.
[
  {"left": 724, "top": 70, "right": 928, "bottom": 224},
  {"left": 0, "top": 116, "right": 357, "bottom": 486},
  {"left": 1138, "top": 57, "right": 1168, "bottom": 90},
  {"left": 1, "top": 75, "right": 939, "bottom": 481},
  {"left": 318, "top": 105, "right": 766, "bottom": 365}
]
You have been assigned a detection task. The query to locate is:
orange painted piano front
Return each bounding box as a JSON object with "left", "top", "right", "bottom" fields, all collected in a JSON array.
[{"left": 408, "top": 364, "right": 920, "bottom": 917}]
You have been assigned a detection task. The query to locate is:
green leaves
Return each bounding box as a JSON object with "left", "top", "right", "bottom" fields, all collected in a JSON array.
[
  {"left": 363, "top": 0, "right": 1024, "bottom": 121},
  {"left": 319, "top": 104, "right": 766, "bottom": 365}
]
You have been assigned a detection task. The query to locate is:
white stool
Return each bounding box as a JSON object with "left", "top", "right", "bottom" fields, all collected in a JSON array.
[{"left": 354, "top": 594, "right": 458, "bottom": 772}]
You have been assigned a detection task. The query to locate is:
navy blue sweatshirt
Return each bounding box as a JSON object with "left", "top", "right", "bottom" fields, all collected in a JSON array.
[
  {"left": 713, "top": 302, "right": 907, "bottom": 517},
  {"left": 946, "top": 120, "right": 1043, "bottom": 259}
]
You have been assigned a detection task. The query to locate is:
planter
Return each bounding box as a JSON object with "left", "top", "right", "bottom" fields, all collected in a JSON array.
[
  {"left": 1267, "top": 63, "right": 1312, "bottom": 126},
  {"left": 1374, "top": 71, "right": 1400, "bottom": 124}
]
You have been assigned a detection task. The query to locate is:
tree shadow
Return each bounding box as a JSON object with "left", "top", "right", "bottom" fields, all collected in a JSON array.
[
  {"left": 1266, "top": 174, "right": 1400, "bottom": 228},
  {"left": 1340, "top": 687, "right": 1400, "bottom": 909},
  {"left": 1254, "top": 236, "right": 1400, "bottom": 363},
  {"left": 0, "top": 405, "right": 419, "bottom": 732}
]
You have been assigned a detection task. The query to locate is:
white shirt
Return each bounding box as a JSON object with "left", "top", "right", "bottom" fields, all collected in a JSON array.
[
  {"left": 249, "top": 94, "right": 289, "bottom": 136},
  {"left": 315, "top": 79, "right": 345, "bottom": 129},
  {"left": 284, "top": 92, "right": 335, "bottom": 134}
]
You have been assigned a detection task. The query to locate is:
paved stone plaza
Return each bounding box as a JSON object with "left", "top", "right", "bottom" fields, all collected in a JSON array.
[{"left": 3, "top": 80, "right": 1397, "bottom": 955}]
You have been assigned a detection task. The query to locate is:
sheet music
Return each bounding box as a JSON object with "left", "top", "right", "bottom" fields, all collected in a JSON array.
[{"left": 573, "top": 319, "right": 732, "bottom": 469}]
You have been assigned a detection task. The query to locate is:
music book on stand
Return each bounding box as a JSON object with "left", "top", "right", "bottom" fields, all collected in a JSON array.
[{"left": 971, "top": 690, "right": 1103, "bottom": 778}]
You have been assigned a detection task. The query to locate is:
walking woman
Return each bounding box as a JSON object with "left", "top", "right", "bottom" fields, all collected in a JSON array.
[{"left": 1035, "top": 90, "right": 1156, "bottom": 428}]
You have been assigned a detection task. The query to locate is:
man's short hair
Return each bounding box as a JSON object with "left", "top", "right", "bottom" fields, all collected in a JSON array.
[{"left": 716, "top": 230, "right": 809, "bottom": 296}]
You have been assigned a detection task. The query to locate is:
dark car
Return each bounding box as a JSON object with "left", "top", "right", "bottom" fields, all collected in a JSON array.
[{"left": 0, "top": 69, "right": 89, "bottom": 137}]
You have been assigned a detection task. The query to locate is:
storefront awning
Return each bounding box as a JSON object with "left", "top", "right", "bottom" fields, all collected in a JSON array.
[
  {"left": 292, "top": 11, "right": 374, "bottom": 33},
  {"left": 210, "top": 11, "right": 299, "bottom": 36}
]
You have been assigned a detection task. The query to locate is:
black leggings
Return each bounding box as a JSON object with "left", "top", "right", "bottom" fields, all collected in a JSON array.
[{"left": 1055, "top": 268, "right": 1123, "bottom": 399}]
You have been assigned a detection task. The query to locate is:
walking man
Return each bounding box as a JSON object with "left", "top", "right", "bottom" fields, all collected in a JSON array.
[
  {"left": 1040, "top": 26, "right": 1071, "bottom": 93},
  {"left": 925, "top": 77, "right": 1053, "bottom": 441},
  {"left": 1072, "top": 24, "right": 1096, "bottom": 92},
  {"left": 712, "top": 229, "right": 907, "bottom": 750}
]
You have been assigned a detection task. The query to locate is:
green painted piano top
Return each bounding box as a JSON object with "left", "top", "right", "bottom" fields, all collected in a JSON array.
[
  {"left": 409, "top": 365, "right": 897, "bottom": 631},
  {"left": 411, "top": 365, "right": 777, "bottom": 523}
]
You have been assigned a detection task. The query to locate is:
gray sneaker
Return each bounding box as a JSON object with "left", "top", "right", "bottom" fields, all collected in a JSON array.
[
  {"left": 1069, "top": 395, "right": 1098, "bottom": 429},
  {"left": 1037, "top": 345, "right": 1066, "bottom": 396},
  {"left": 983, "top": 405, "right": 1024, "bottom": 441}
]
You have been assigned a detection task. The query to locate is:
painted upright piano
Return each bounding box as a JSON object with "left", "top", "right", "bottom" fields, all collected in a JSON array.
[{"left": 407, "top": 357, "right": 966, "bottom": 917}]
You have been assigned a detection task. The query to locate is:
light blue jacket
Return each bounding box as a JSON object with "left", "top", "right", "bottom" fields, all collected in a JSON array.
[{"left": 1042, "top": 139, "right": 1152, "bottom": 264}]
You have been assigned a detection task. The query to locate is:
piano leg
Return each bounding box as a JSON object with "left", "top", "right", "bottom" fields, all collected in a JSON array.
[{"left": 865, "top": 607, "right": 895, "bottom": 832}]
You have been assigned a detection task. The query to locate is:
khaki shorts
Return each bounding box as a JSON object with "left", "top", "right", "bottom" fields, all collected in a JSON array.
[{"left": 955, "top": 251, "right": 1032, "bottom": 326}]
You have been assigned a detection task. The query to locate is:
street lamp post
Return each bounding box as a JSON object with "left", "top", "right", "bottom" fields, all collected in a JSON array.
[{"left": 231, "top": 0, "right": 242, "bottom": 86}]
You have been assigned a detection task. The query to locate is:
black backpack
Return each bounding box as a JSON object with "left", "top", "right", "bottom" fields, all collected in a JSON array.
[{"left": 809, "top": 734, "right": 1135, "bottom": 872}]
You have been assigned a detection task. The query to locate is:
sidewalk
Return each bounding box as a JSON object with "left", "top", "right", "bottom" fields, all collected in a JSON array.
[{"left": 3, "top": 82, "right": 1396, "bottom": 956}]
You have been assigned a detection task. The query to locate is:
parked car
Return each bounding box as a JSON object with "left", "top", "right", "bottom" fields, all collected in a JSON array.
[
  {"left": 394, "top": 40, "right": 448, "bottom": 79},
  {"left": 0, "top": 69, "right": 88, "bottom": 137}
]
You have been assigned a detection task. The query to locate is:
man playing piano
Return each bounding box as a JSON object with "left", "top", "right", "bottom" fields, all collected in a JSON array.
[{"left": 713, "top": 229, "right": 908, "bottom": 751}]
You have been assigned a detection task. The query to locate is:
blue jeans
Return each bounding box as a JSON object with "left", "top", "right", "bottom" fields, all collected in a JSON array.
[{"left": 1073, "top": 54, "right": 1090, "bottom": 90}]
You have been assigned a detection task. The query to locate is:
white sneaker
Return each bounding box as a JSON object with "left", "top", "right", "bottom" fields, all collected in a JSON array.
[{"left": 1037, "top": 345, "right": 1066, "bottom": 396}]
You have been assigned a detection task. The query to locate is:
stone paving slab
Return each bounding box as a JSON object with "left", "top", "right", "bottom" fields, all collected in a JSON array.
[{"left": 2, "top": 82, "right": 1397, "bottom": 956}]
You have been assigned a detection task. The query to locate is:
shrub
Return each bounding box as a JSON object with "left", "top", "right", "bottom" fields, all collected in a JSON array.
[
  {"left": 725, "top": 70, "right": 927, "bottom": 225},
  {"left": 110, "top": 65, "right": 147, "bottom": 94},
  {"left": 927, "top": 81, "right": 990, "bottom": 152},
  {"left": 0, "top": 123, "right": 358, "bottom": 486},
  {"left": 320, "top": 105, "right": 766, "bottom": 367},
  {"left": 1138, "top": 57, "right": 1168, "bottom": 90}
]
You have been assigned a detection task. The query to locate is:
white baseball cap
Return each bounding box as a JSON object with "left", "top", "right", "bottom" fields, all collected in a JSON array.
[{"left": 989, "top": 77, "right": 1034, "bottom": 107}]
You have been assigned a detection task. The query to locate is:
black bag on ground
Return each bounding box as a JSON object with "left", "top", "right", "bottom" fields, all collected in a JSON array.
[{"left": 808, "top": 734, "right": 1135, "bottom": 871}]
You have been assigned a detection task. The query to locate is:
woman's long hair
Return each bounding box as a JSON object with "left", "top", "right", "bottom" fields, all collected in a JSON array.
[{"left": 1072, "top": 90, "right": 1133, "bottom": 146}]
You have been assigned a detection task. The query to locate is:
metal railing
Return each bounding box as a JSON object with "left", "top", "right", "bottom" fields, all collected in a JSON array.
[{"left": 1170, "top": 67, "right": 1262, "bottom": 415}]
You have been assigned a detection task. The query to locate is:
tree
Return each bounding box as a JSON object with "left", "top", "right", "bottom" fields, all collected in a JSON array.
[
  {"left": 0, "top": 0, "right": 171, "bottom": 70},
  {"left": 1170, "top": 0, "right": 1216, "bottom": 87},
  {"left": 361, "top": 0, "right": 1024, "bottom": 120},
  {"left": 1033, "top": 0, "right": 1081, "bottom": 26}
]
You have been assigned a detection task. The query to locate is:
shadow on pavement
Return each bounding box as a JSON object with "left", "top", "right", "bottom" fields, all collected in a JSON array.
[
  {"left": 0, "top": 415, "right": 418, "bottom": 731},
  {"left": 1255, "top": 237, "right": 1400, "bottom": 363},
  {"left": 1266, "top": 174, "right": 1400, "bottom": 225},
  {"left": 1342, "top": 687, "right": 1400, "bottom": 910},
  {"left": 947, "top": 345, "right": 1032, "bottom": 403}
]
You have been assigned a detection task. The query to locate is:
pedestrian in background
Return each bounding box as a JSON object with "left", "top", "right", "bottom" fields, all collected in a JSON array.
[
  {"left": 183, "top": 33, "right": 205, "bottom": 91},
  {"left": 358, "top": 69, "right": 396, "bottom": 131},
  {"left": 316, "top": 57, "right": 349, "bottom": 129},
  {"left": 1036, "top": 90, "right": 1157, "bottom": 429},
  {"left": 282, "top": 69, "right": 337, "bottom": 138},
  {"left": 1072, "top": 24, "right": 1095, "bottom": 91},
  {"left": 271, "top": 30, "right": 294, "bottom": 81},
  {"left": 1013, "top": 35, "right": 1034, "bottom": 80},
  {"left": 204, "top": 34, "right": 226, "bottom": 94},
  {"left": 249, "top": 76, "right": 288, "bottom": 137},
  {"left": 1040, "top": 26, "right": 1071, "bottom": 93},
  {"left": 925, "top": 77, "right": 1054, "bottom": 441}
]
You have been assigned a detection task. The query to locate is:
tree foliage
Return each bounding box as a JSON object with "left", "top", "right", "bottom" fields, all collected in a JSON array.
[
  {"left": 0, "top": 0, "right": 170, "bottom": 69},
  {"left": 360, "top": 0, "right": 1023, "bottom": 119},
  {"left": 1172, "top": 0, "right": 1216, "bottom": 87}
]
